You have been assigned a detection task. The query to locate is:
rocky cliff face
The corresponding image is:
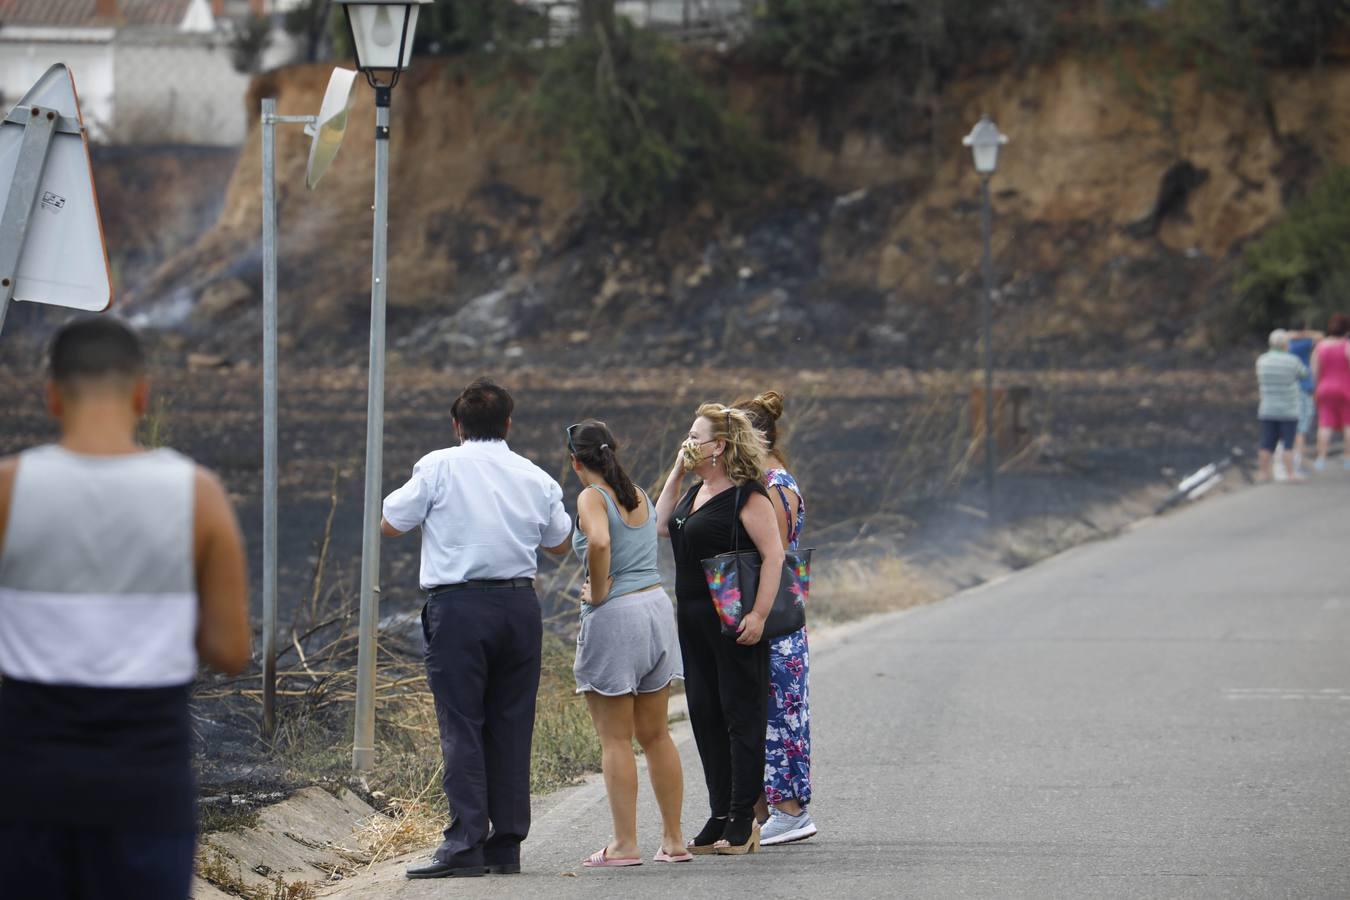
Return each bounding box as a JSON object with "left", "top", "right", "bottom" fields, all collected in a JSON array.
[{"left": 131, "top": 53, "right": 1350, "bottom": 368}]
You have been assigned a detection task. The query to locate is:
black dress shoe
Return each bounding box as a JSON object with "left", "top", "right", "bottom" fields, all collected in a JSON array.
[
  {"left": 485, "top": 862, "right": 521, "bottom": 875},
  {"left": 404, "top": 858, "right": 488, "bottom": 879}
]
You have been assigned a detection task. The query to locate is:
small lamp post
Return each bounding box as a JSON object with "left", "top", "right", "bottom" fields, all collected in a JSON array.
[
  {"left": 962, "top": 115, "right": 1008, "bottom": 518},
  {"left": 334, "top": 0, "right": 431, "bottom": 774}
]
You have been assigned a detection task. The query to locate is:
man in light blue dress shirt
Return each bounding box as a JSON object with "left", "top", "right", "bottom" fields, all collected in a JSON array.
[{"left": 382, "top": 379, "right": 571, "bottom": 878}]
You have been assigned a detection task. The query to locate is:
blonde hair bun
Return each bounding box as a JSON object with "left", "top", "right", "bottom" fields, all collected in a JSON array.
[{"left": 754, "top": 390, "right": 784, "bottom": 421}]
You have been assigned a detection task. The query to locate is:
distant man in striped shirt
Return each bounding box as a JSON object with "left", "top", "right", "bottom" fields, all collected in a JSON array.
[{"left": 1256, "top": 329, "right": 1310, "bottom": 482}]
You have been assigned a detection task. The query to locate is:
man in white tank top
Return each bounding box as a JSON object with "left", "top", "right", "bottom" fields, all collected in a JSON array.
[{"left": 0, "top": 317, "right": 251, "bottom": 900}]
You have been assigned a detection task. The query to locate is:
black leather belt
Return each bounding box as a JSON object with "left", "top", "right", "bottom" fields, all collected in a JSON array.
[{"left": 428, "top": 578, "right": 534, "bottom": 595}]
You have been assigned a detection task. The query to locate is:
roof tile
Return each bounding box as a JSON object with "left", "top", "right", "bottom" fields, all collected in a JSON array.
[{"left": 0, "top": 0, "right": 194, "bottom": 29}]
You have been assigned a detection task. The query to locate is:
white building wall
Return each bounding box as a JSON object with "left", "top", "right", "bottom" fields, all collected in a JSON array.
[
  {"left": 524, "top": 0, "right": 748, "bottom": 40},
  {"left": 111, "top": 35, "right": 251, "bottom": 145},
  {"left": 0, "top": 39, "right": 117, "bottom": 140},
  {"left": 615, "top": 0, "right": 746, "bottom": 27}
]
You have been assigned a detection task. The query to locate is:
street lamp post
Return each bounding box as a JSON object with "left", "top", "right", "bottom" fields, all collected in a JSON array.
[
  {"left": 334, "top": 0, "right": 431, "bottom": 773},
  {"left": 963, "top": 115, "right": 1008, "bottom": 518}
]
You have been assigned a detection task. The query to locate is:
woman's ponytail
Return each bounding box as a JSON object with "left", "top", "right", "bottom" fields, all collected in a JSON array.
[
  {"left": 599, "top": 445, "right": 640, "bottom": 512},
  {"left": 570, "top": 421, "right": 641, "bottom": 512}
]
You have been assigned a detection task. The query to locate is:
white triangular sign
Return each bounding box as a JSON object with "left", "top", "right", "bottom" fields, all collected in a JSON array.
[{"left": 0, "top": 64, "right": 112, "bottom": 312}]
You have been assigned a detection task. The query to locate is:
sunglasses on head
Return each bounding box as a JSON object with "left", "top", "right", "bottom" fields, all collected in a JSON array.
[{"left": 566, "top": 421, "right": 607, "bottom": 455}]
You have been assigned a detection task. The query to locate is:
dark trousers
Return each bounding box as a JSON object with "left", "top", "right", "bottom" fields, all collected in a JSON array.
[
  {"left": 422, "top": 587, "right": 542, "bottom": 867},
  {"left": 0, "top": 823, "right": 194, "bottom": 900},
  {"left": 677, "top": 601, "right": 770, "bottom": 821}
]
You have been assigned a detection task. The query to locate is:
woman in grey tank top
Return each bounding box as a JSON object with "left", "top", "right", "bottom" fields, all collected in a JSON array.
[{"left": 566, "top": 421, "right": 688, "bottom": 866}]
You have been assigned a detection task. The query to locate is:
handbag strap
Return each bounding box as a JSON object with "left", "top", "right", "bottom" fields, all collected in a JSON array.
[{"left": 730, "top": 485, "right": 742, "bottom": 553}]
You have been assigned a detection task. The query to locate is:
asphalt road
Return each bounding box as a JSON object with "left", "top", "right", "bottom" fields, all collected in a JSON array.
[{"left": 328, "top": 474, "right": 1350, "bottom": 899}]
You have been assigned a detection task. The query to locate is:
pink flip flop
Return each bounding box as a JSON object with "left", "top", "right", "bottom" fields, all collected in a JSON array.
[
  {"left": 653, "top": 849, "right": 694, "bottom": 863},
  {"left": 583, "top": 848, "right": 643, "bottom": 868}
]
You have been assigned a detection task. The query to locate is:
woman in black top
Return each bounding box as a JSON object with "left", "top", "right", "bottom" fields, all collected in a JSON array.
[{"left": 655, "top": 403, "right": 785, "bottom": 855}]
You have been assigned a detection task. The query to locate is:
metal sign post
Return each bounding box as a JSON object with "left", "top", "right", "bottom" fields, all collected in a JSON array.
[
  {"left": 261, "top": 98, "right": 280, "bottom": 739},
  {"left": 257, "top": 70, "right": 354, "bottom": 740},
  {"left": 260, "top": 102, "right": 318, "bottom": 739}
]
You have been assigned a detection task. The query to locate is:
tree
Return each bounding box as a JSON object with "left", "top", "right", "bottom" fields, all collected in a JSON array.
[
  {"left": 578, "top": 0, "right": 618, "bottom": 44},
  {"left": 230, "top": 15, "right": 271, "bottom": 74},
  {"left": 1238, "top": 167, "right": 1350, "bottom": 331},
  {"left": 284, "top": 0, "right": 332, "bottom": 64},
  {"left": 531, "top": 12, "right": 769, "bottom": 226}
]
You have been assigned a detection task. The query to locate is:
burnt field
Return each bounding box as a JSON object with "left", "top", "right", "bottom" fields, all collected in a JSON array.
[{"left": 0, "top": 359, "right": 1256, "bottom": 629}]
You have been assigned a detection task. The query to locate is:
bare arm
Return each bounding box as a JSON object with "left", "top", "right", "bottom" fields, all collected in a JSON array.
[
  {"left": 0, "top": 457, "right": 16, "bottom": 561},
  {"left": 381, "top": 517, "right": 407, "bottom": 538},
  {"left": 654, "top": 453, "right": 687, "bottom": 538},
  {"left": 576, "top": 488, "right": 613, "bottom": 604},
  {"left": 193, "top": 468, "right": 251, "bottom": 675},
  {"left": 736, "top": 491, "right": 785, "bottom": 646},
  {"left": 769, "top": 484, "right": 800, "bottom": 550}
]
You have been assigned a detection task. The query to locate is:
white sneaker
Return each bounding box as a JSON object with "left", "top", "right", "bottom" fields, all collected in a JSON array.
[{"left": 759, "top": 809, "right": 817, "bottom": 846}]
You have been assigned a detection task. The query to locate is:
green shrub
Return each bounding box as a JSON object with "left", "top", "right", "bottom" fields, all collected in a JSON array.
[
  {"left": 746, "top": 0, "right": 1063, "bottom": 98},
  {"left": 1107, "top": 0, "right": 1350, "bottom": 141},
  {"left": 531, "top": 21, "right": 771, "bottom": 227},
  {"left": 1237, "top": 167, "right": 1350, "bottom": 330}
]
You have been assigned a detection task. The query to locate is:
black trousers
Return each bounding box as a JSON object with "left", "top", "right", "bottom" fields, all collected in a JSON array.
[
  {"left": 676, "top": 600, "right": 770, "bottom": 821},
  {"left": 422, "top": 587, "right": 542, "bottom": 867},
  {"left": 0, "top": 823, "right": 195, "bottom": 900}
]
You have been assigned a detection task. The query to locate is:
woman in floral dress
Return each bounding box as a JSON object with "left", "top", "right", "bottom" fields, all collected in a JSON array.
[{"left": 734, "top": 391, "right": 816, "bottom": 846}]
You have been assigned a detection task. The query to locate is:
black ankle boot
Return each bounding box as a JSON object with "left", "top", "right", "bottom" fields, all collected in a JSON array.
[
  {"left": 687, "top": 816, "right": 726, "bottom": 854},
  {"left": 721, "top": 817, "right": 754, "bottom": 846}
]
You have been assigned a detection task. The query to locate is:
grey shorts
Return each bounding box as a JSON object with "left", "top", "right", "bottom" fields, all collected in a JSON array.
[{"left": 574, "top": 586, "right": 684, "bottom": 696}]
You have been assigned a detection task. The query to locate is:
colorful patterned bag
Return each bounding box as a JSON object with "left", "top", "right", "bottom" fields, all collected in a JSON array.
[{"left": 701, "top": 487, "right": 811, "bottom": 639}]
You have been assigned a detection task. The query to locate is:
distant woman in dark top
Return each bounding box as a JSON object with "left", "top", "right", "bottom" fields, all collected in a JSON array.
[{"left": 655, "top": 403, "right": 785, "bottom": 856}]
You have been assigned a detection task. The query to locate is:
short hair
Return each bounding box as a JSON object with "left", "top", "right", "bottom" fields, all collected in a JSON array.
[
  {"left": 49, "top": 316, "right": 145, "bottom": 387},
  {"left": 1328, "top": 313, "right": 1350, "bottom": 338},
  {"left": 451, "top": 378, "right": 513, "bottom": 441},
  {"left": 1268, "top": 328, "right": 1289, "bottom": 350}
]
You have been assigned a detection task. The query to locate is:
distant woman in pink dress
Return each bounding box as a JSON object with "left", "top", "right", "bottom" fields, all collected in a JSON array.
[{"left": 1312, "top": 313, "right": 1350, "bottom": 471}]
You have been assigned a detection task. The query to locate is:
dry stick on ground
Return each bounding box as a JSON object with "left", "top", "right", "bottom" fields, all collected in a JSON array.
[{"left": 306, "top": 464, "right": 342, "bottom": 625}]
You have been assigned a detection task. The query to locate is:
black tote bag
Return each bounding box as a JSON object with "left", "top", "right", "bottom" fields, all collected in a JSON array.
[{"left": 700, "top": 486, "right": 811, "bottom": 640}]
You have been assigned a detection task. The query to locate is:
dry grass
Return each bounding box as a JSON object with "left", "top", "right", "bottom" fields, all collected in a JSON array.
[
  {"left": 354, "top": 791, "right": 444, "bottom": 866},
  {"left": 347, "top": 631, "right": 601, "bottom": 867},
  {"left": 197, "top": 845, "right": 318, "bottom": 900},
  {"left": 809, "top": 556, "right": 939, "bottom": 624}
]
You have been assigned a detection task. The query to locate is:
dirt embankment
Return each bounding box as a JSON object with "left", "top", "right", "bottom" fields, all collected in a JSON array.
[{"left": 124, "top": 53, "right": 1350, "bottom": 368}]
